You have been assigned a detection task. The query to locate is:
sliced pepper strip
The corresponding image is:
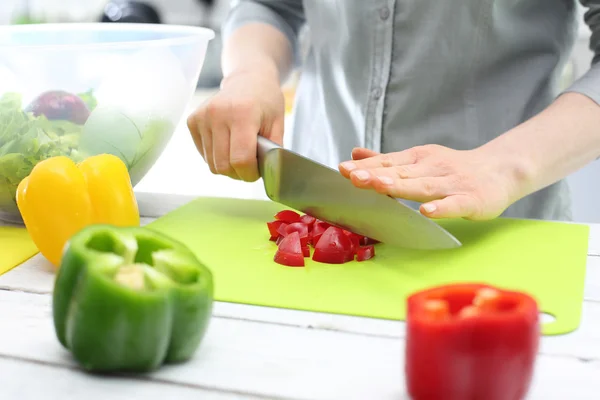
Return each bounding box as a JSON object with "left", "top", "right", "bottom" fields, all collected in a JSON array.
[
  {"left": 405, "top": 283, "right": 540, "bottom": 400},
  {"left": 53, "top": 224, "right": 214, "bottom": 372},
  {"left": 16, "top": 154, "right": 140, "bottom": 267}
]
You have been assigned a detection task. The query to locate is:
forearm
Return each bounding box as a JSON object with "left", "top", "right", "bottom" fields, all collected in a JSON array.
[
  {"left": 479, "top": 92, "right": 600, "bottom": 201},
  {"left": 221, "top": 23, "right": 294, "bottom": 84}
]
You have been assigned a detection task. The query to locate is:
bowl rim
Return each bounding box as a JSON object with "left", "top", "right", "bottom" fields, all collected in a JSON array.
[{"left": 0, "top": 23, "right": 216, "bottom": 50}]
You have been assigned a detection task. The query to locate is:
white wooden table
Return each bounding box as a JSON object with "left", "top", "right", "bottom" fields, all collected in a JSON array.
[{"left": 0, "top": 191, "right": 600, "bottom": 399}]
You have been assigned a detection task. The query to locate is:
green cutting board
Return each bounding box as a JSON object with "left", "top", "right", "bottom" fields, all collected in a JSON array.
[{"left": 146, "top": 197, "right": 590, "bottom": 336}]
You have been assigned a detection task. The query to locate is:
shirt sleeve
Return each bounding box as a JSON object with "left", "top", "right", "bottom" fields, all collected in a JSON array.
[
  {"left": 563, "top": 1, "right": 600, "bottom": 102},
  {"left": 222, "top": 0, "right": 306, "bottom": 66}
]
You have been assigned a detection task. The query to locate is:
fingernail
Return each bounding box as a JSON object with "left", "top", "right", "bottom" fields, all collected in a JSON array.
[
  {"left": 378, "top": 176, "right": 393, "bottom": 185},
  {"left": 422, "top": 203, "right": 437, "bottom": 213},
  {"left": 352, "top": 170, "right": 370, "bottom": 181},
  {"left": 340, "top": 161, "right": 356, "bottom": 171}
]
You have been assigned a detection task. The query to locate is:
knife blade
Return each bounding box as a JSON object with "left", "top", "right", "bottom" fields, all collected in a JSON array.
[{"left": 256, "top": 136, "right": 461, "bottom": 250}]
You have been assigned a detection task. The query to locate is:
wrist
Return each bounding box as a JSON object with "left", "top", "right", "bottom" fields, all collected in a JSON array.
[
  {"left": 476, "top": 135, "right": 538, "bottom": 205},
  {"left": 222, "top": 59, "right": 281, "bottom": 88}
]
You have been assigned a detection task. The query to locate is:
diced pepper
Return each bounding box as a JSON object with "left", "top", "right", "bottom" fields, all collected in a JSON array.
[
  {"left": 267, "top": 220, "right": 286, "bottom": 241},
  {"left": 310, "top": 220, "right": 332, "bottom": 246},
  {"left": 356, "top": 245, "right": 375, "bottom": 261},
  {"left": 273, "top": 231, "right": 304, "bottom": 267},
  {"left": 267, "top": 209, "right": 379, "bottom": 266},
  {"left": 16, "top": 154, "right": 140, "bottom": 268},
  {"left": 301, "top": 245, "right": 310, "bottom": 257},
  {"left": 274, "top": 210, "right": 301, "bottom": 223},
  {"left": 312, "top": 226, "right": 354, "bottom": 264},
  {"left": 405, "top": 283, "right": 540, "bottom": 400},
  {"left": 300, "top": 214, "right": 316, "bottom": 226},
  {"left": 52, "top": 224, "right": 214, "bottom": 373},
  {"left": 285, "top": 222, "right": 309, "bottom": 238}
]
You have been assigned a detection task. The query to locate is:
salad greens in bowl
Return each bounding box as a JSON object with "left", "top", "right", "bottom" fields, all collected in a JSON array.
[{"left": 0, "top": 23, "right": 214, "bottom": 222}]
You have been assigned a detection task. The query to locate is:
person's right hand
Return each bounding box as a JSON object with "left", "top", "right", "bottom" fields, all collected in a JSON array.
[{"left": 187, "top": 69, "right": 286, "bottom": 182}]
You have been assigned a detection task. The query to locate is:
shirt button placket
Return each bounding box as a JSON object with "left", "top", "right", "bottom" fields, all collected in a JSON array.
[
  {"left": 373, "top": 87, "right": 383, "bottom": 100},
  {"left": 379, "top": 6, "right": 390, "bottom": 20},
  {"left": 365, "top": 1, "right": 394, "bottom": 152}
]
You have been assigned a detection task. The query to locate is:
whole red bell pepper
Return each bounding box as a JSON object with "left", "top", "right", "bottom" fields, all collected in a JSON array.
[{"left": 405, "top": 283, "right": 540, "bottom": 400}]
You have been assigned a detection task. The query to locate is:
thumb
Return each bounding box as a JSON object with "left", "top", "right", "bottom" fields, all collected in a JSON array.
[{"left": 420, "top": 195, "right": 480, "bottom": 220}]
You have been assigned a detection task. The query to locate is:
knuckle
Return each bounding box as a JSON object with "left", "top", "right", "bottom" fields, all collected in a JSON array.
[
  {"left": 379, "top": 154, "right": 393, "bottom": 167},
  {"left": 411, "top": 146, "right": 427, "bottom": 157},
  {"left": 435, "top": 160, "right": 453, "bottom": 174},
  {"left": 394, "top": 165, "right": 413, "bottom": 179},
  {"left": 452, "top": 174, "right": 473, "bottom": 191},
  {"left": 206, "top": 101, "right": 223, "bottom": 119},
  {"left": 463, "top": 195, "right": 483, "bottom": 218},
  {"left": 214, "top": 160, "right": 233, "bottom": 175},
  {"left": 230, "top": 155, "right": 252, "bottom": 170},
  {"left": 421, "top": 180, "right": 438, "bottom": 198},
  {"left": 232, "top": 99, "right": 255, "bottom": 115},
  {"left": 186, "top": 113, "right": 196, "bottom": 132},
  {"left": 412, "top": 145, "right": 436, "bottom": 160}
]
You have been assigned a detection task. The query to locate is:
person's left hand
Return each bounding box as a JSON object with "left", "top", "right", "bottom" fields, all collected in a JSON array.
[{"left": 338, "top": 144, "right": 522, "bottom": 220}]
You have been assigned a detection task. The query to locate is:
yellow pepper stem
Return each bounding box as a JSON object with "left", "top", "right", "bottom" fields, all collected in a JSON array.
[{"left": 16, "top": 154, "right": 140, "bottom": 268}]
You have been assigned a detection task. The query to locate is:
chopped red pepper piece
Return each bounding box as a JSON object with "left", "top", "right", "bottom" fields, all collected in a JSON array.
[
  {"left": 356, "top": 245, "right": 375, "bottom": 261},
  {"left": 405, "top": 283, "right": 540, "bottom": 400},
  {"left": 285, "top": 222, "right": 309, "bottom": 242},
  {"left": 301, "top": 245, "right": 310, "bottom": 257},
  {"left": 267, "top": 220, "right": 286, "bottom": 241},
  {"left": 312, "top": 226, "right": 354, "bottom": 264},
  {"left": 266, "top": 209, "right": 379, "bottom": 266},
  {"left": 273, "top": 231, "right": 304, "bottom": 267},
  {"left": 310, "top": 222, "right": 328, "bottom": 246},
  {"left": 274, "top": 210, "right": 301, "bottom": 224},
  {"left": 300, "top": 214, "right": 316, "bottom": 226},
  {"left": 276, "top": 222, "right": 289, "bottom": 238}
]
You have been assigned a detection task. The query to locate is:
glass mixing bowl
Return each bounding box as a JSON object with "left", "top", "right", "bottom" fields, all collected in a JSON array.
[{"left": 0, "top": 23, "right": 214, "bottom": 223}]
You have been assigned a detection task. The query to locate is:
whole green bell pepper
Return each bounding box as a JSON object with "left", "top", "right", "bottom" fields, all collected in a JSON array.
[{"left": 52, "top": 224, "right": 214, "bottom": 373}]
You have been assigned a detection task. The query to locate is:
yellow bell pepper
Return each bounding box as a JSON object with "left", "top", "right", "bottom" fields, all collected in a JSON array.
[{"left": 16, "top": 154, "right": 140, "bottom": 268}]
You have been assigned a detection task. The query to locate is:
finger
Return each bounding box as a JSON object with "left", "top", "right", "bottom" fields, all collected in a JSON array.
[
  {"left": 187, "top": 112, "right": 205, "bottom": 161},
  {"left": 202, "top": 127, "right": 217, "bottom": 174},
  {"left": 339, "top": 148, "right": 418, "bottom": 177},
  {"left": 228, "top": 114, "right": 265, "bottom": 183},
  {"left": 267, "top": 116, "right": 285, "bottom": 146},
  {"left": 362, "top": 164, "right": 438, "bottom": 181},
  {"left": 212, "top": 123, "right": 241, "bottom": 180},
  {"left": 351, "top": 147, "right": 379, "bottom": 160},
  {"left": 349, "top": 171, "right": 449, "bottom": 203},
  {"left": 339, "top": 148, "right": 380, "bottom": 178},
  {"left": 420, "top": 195, "right": 480, "bottom": 220},
  {"left": 189, "top": 111, "right": 217, "bottom": 174}
]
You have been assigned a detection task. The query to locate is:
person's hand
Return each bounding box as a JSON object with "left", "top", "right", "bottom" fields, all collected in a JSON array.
[
  {"left": 338, "top": 145, "right": 521, "bottom": 220},
  {"left": 187, "top": 69, "right": 286, "bottom": 181}
]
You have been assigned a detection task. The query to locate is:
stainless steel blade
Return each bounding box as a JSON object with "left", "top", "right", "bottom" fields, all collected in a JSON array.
[{"left": 256, "top": 136, "right": 461, "bottom": 250}]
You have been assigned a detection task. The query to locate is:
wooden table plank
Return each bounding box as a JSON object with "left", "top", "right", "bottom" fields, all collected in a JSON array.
[
  {"left": 0, "top": 289, "right": 598, "bottom": 399},
  {"left": 1, "top": 252, "right": 597, "bottom": 343},
  {"left": 1, "top": 286, "right": 598, "bottom": 363},
  {"left": 0, "top": 357, "right": 265, "bottom": 400}
]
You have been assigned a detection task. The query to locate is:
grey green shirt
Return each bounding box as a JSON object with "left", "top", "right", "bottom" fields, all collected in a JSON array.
[{"left": 223, "top": 0, "right": 600, "bottom": 221}]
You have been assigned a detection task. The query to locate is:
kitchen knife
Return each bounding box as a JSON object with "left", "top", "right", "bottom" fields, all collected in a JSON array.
[{"left": 256, "top": 136, "right": 461, "bottom": 250}]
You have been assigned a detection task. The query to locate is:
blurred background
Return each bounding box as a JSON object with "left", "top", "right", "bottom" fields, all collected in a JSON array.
[{"left": 0, "top": 1, "right": 599, "bottom": 223}]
